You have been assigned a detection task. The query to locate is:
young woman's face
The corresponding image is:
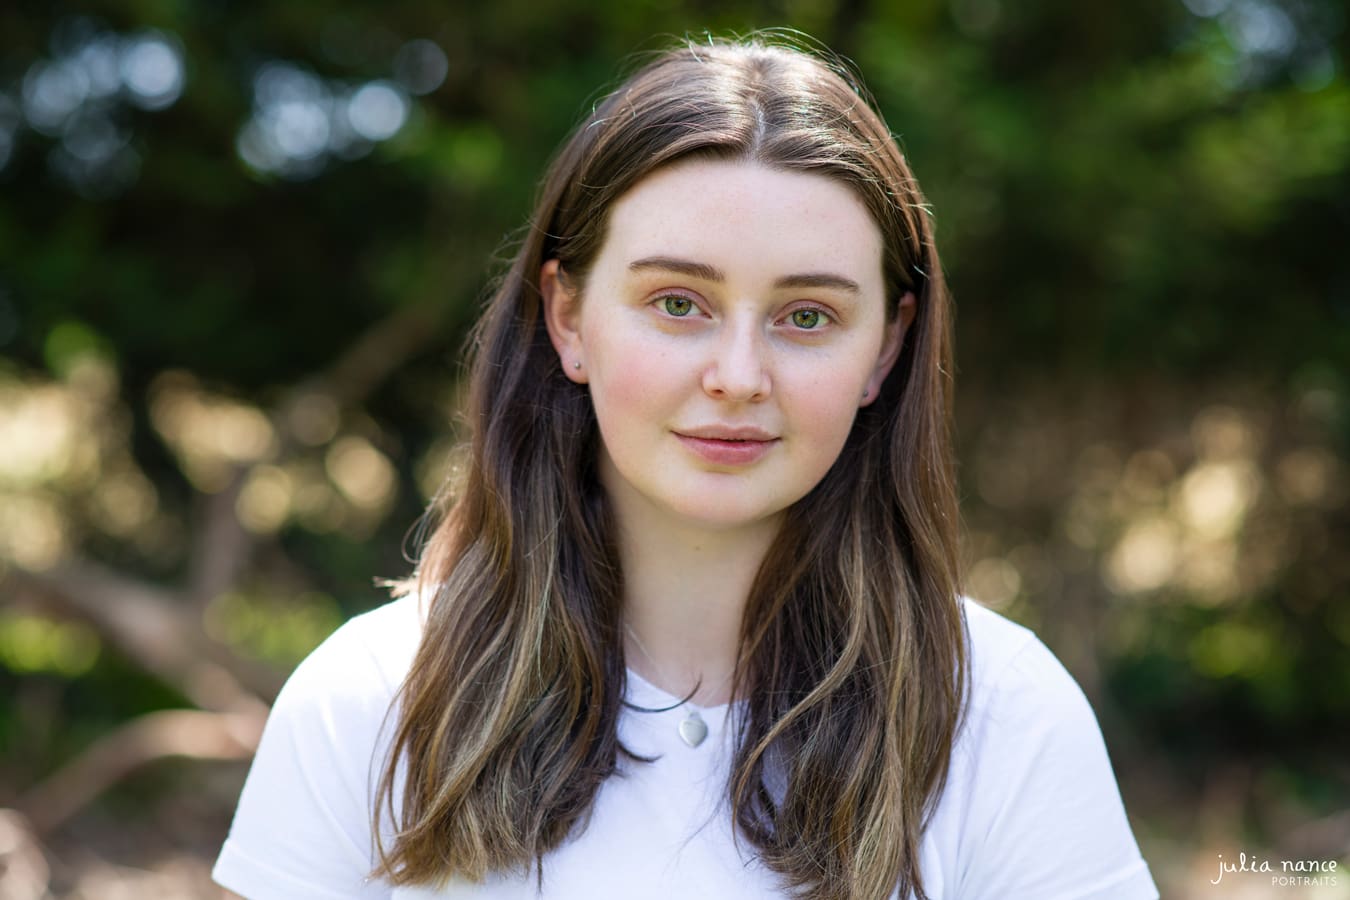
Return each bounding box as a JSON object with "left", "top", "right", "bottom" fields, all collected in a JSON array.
[{"left": 542, "top": 158, "right": 912, "bottom": 534}]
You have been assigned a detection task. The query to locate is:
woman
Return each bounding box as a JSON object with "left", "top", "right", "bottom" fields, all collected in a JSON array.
[{"left": 214, "top": 35, "right": 1159, "bottom": 900}]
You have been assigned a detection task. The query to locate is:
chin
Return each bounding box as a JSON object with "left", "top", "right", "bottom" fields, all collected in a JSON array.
[{"left": 662, "top": 496, "right": 788, "bottom": 533}]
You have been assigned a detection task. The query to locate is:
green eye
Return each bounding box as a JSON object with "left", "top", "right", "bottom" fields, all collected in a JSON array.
[
  {"left": 663, "top": 296, "right": 694, "bottom": 317},
  {"left": 790, "top": 308, "right": 823, "bottom": 329}
]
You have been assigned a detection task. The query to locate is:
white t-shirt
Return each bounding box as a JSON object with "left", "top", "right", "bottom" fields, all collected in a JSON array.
[{"left": 213, "top": 596, "right": 1159, "bottom": 899}]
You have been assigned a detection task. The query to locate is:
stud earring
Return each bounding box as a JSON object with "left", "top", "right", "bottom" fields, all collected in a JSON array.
[{"left": 573, "top": 361, "right": 582, "bottom": 370}]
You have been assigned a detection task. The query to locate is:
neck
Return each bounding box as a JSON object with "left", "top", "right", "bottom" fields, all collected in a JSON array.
[{"left": 606, "top": 487, "right": 779, "bottom": 710}]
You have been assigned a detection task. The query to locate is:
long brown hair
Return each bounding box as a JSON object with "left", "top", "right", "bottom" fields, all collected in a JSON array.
[{"left": 374, "top": 34, "right": 968, "bottom": 900}]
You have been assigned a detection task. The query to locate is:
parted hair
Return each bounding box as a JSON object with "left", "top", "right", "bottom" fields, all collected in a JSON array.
[{"left": 374, "top": 34, "right": 969, "bottom": 900}]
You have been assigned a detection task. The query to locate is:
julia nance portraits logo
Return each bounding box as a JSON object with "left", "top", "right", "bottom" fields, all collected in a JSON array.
[{"left": 1211, "top": 852, "right": 1339, "bottom": 889}]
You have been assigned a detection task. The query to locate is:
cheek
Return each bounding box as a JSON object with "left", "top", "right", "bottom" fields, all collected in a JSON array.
[
  {"left": 787, "top": 367, "right": 867, "bottom": 459},
  {"left": 587, "top": 335, "right": 678, "bottom": 441}
]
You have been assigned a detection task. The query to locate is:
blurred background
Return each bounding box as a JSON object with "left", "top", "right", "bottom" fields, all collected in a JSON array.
[{"left": 0, "top": 1, "right": 1346, "bottom": 897}]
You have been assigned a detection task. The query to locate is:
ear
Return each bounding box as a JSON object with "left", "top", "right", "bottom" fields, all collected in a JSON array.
[
  {"left": 860, "top": 291, "right": 916, "bottom": 407},
  {"left": 540, "top": 259, "right": 588, "bottom": 384}
]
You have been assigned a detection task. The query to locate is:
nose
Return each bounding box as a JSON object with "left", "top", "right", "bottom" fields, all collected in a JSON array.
[{"left": 702, "top": 317, "right": 771, "bottom": 402}]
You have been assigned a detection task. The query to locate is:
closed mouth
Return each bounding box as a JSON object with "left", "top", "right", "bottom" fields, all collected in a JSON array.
[
  {"left": 675, "top": 427, "right": 777, "bottom": 442},
  {"left": 673, "top": 431, "right": 779, "bottom": 465}
]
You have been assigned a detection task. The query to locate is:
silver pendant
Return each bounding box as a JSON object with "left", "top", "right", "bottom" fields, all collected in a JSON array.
[{"left": 677, "top": 710, "right": 708, "bottom": 748}]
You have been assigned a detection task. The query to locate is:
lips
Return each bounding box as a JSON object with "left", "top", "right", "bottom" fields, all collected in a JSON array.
[
  {"left": 677, "top": 425, "right": 776, "bottom": 441},
  {"left": 674, "top": 426, "right": 779, "bottom": 465}
]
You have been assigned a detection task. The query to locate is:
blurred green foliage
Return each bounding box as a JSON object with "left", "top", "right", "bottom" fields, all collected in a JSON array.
[
  {"left": 204, "top": 589, "right": 343, "bottom": 668},
  {"left": 0, "top": 612, "right": 99, "bottom": 677}
]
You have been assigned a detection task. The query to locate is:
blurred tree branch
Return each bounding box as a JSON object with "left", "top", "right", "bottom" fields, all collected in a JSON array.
[
  {"left": 186, "top": 302, "right": 448, "bottom": 611},
  {"left": 305, "top": 303, "right": 445, "bottom": 410},
  {"left": 0, "top": 810, "right": 50, "bottom": 900},
  {"left": 6, "top": 560, "right": 278, "bottom": 713},
  {"left": 5, "top": 562, "right": 271, "bottom": 837},
  {"left": 0, "top": 299, "right": 450, "bottom": 837},
  {"left": 18, "top": 710, "right": 264, "bottom": 837},
  {"left": 185, "top": 468, "right": 253, "bottom": 612}
]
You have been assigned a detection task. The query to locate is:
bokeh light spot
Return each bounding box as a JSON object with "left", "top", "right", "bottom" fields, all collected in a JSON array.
[
  {"left": 325, "top": 435, "right": 396, "bottom": 512},
  {"left": 394, "top": 40, "right": 449, "bottom": 95},
  {"left": 0, "top": 494, "right": 68, "bottom": 569},
  {"left": 1276, "top": 448, "right": 1338, "bottom": 506},
  {"left": 237, "top": 465, "right": 294, "bottom": 534},
  {"left": 120, "top": 31, "right": 186, "bottom": 110},
  {"left": 149, "top": 372, "right": 278, "bottom": 491},
  {"left": 22, "top": 59, "right": 89, "bottom": 135},
  {"left": 347, "top": 81, "right": 409, "bottom": 142},
  {"left": 968, "top": 557, "right": 1022, "bottom": 608},
  {"left": 1175, "top": 460, "right": 1258, "bottom": 539},
  {"left": 1107, "top": 516, "right": 1181, "bottom": 594}
]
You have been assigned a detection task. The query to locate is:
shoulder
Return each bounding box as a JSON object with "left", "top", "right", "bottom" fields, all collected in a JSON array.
[
  {"left": 953, "top": 595, "right": 1114, "bottom": 784},
  {"left": 276, "top": 592, "right": 425, "bottom": 715},
  {"left": 934, "top": 598, "right": 1158, "bottom": 899},
  {"left": 258, "top": 592, "right": 424, "bottom": 755},
  {"left": 212, "top": 594, "right": 425, "bottom": 900},
  {"left": 958, "top": 596, "right": 1040, "bottom": 687},
  {"left": 958, "top": 596, "right": 1086, "bottom": 724}
]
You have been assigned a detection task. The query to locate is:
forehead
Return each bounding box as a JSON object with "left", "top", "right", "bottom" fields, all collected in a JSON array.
[{"left": 597, "top": 159, "right": 885, "bottom": 287}]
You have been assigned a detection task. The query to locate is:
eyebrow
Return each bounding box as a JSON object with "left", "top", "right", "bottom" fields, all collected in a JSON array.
[{"left": 627, "top": 255, "right": 861, "bottom": 295}]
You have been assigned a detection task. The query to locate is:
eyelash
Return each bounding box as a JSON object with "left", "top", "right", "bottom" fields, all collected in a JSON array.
[{"left": 651, "top": 294, "right": 834, "bottom": 330}]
